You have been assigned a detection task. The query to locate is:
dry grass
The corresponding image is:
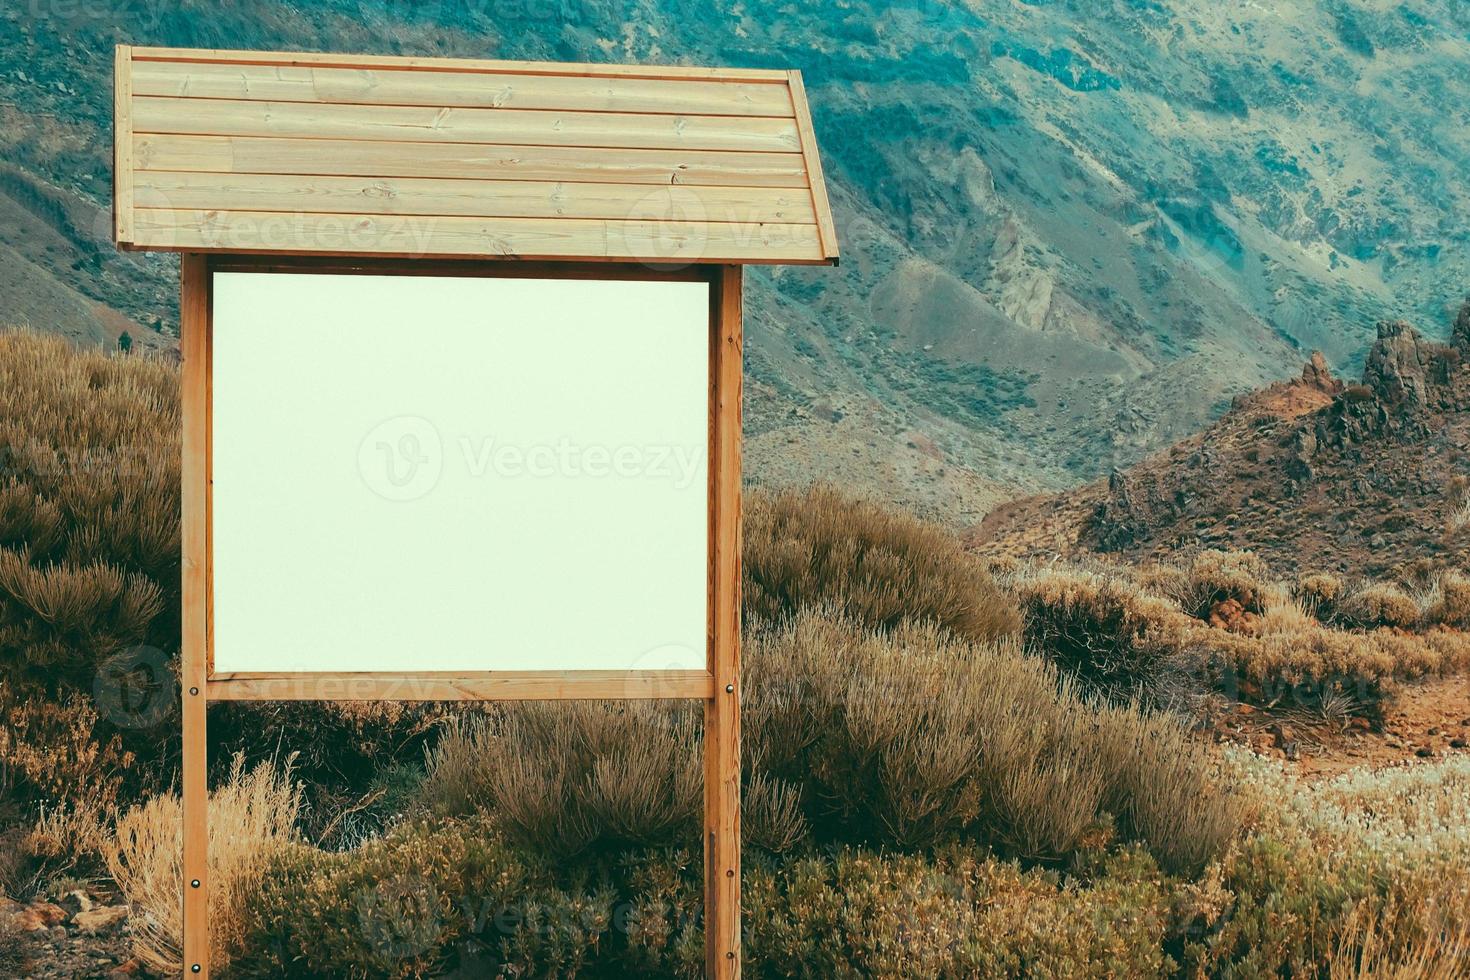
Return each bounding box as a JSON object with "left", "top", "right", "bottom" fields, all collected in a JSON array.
[
  {"left": 423, "top": 609, "right": 1243, "bottom": 876},
  {"left": 1328, "top": 890, "right": 1470, "bottom": 979},
  {"left": 104, "top": 754, "right": 302, "bottom": 975},
  {"left": 1199, "top": 752, "right": 1470, "bottom": 977},
  {"left": 744, "top": 484, "right": 1020, "bottom": 643},
  {"left": 1170, "top": 549, "right": 1272, "bottom": 618},
  {"left": 1008, "top": 556, "right": 1470, "bottom": 717},
  {"left": 420, "top": 702, "right": 702, "bottom": 860},
  {"left": 0, "top": 330, "right": 178, "bottom": 695},
  {"left": 1421, "top": 571, "right": 1470, "bottom": 628},
  {"left": 1337, "top": 581, "right": 1423, "bottom": 630}
]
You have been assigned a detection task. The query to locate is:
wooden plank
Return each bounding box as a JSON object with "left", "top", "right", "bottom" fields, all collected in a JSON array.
[
  {"left": 132, "top": 61, "right": 795, "bottom": 118},
  {"left": 206, "top": 670, "right": 715, "bottom": 701},
  {"left": 134, "top": 134, "right": 810, "bottom": 188},
  {"left": 132, "top": 97, "right": 802, "bottom": 154},
  {"left": 705, "top": 265, "right": 743, "bottom": 978},
  {"left": 129, "top": 209, "right": 826, "bottom": 263},
  {"left": 204, "top": 254, "right": 711, "bottom": 281},
  {"left": 114, "top": 45, "right": 134, "bottom": 243},
  {"left": 179, "top": 252, "right": 210, "bottom": 979},
  {"left": 135, "top": 172, "right": 817, "bottom": 225},
  {"left": 786, "top": 72, "right": 839, "bottom": 263},
  {"left": 130, "top": 46, "right": 792, "bottom": 83}
]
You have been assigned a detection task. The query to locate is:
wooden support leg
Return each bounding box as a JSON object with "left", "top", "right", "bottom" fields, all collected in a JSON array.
[
  {"left": 180, "top": 253, "right": 211, "bottom": 978},
  {"left": 705, "top": 265, "right": 742, "bottom": 978}
]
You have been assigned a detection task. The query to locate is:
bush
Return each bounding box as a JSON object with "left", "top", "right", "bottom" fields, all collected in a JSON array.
[
  {"left": 1336, "top": 582, "right": 1421, "bottom": 630},
  {"left": 0, "top": 331, "right": 179, "bottom": 696},
  {"left": 742, "top": 846, "right": 1174, "bottom": 979},
  {"left": 1422, "top": 571, "right": 1470, "bottom": 628},
  {"left": 423, "top": 610, "right": 1243, "bottom": 877},
  {"left": 1181, "top": 752, "right": 1470, "bottom": 977},
  {"left": 743, "top": 484, "right": 1020, "bottom": 643},
  {"left": 1010, "top": 567, "right": 1187, "bottom": 700},
  {"left": 0, "top": 680, "right": 132, "bottom": 811},
  {"left": 420, "top": 702, "right": 703, "bottom": 861},
  {"left": 105, "top": 754, "right": 302, "bottom": 975},
  {"left": 236, "top": 816, "right": 608, "bottom": 980},
  {"left": 1172, "top": 550, "right": 1271, "bottom": 618},
  {"left": 1293, "top": 572, "right": 1344, "bottom": 620}
]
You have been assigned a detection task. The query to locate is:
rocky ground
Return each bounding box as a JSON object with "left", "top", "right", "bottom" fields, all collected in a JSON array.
[
  {"left": 1204, "top": 675, "right": 1470, "bottom": 780},
  {"left": 1, "top": 884, "right": 139, "bottom": 979}
]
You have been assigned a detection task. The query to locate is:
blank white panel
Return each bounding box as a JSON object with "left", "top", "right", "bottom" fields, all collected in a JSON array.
[{"left": 210, "top": 272, "right": 709, "bottom": 674}]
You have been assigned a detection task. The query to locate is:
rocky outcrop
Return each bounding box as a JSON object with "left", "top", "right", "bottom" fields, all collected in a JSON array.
[
  {"left": 1320, "top": 321, "right": 1461, "bottom": 446},
  {"left": 1452, "top": 298, "right": 1470, "bottom": 354},
  {"left": 1300, "top": 350, "right": 1343, "bottom": 395}
]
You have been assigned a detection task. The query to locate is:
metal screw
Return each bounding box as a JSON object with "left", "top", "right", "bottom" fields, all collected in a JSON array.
[
  {"left": 726, "top": 952, "right": 735, "bottom": 959},
  {"left": 189, "top": 687, "right": 199, "bottom": 696},
  {"left": 191, "top": 879, "right": 200, "bottom": 888},
  {"left": 726, "top": 869, "right": 734, "bottom": 877},
  {"left": 725, "top": 684, "right": 734, "bottom": 694},
  {"left": 191, "top": 966, "right": 201, "bottom": 974}
]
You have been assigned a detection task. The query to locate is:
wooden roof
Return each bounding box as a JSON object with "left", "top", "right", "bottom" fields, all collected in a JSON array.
[{"left": 113, "top": 46, "right": 838, "bottom": 265}]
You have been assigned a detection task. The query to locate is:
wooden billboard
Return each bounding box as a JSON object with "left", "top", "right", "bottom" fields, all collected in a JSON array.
[{"left": 114, "top": 45, "right": 836, "bottom": 979}]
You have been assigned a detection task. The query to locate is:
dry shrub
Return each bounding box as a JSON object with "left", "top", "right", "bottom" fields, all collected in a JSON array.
[
  {"left": 741, "top": 846, "right": 1174, "bottom": 979},
  {"left": 1337, "top": 582, "right": 1422, "bottom": 630},
  {"left": 24, "top": 803, "right": 109, "bottom": 869},
  {"left": 752, "top": 614, "right": 1234, "bottom": 875},
  {"left": 0, "top": 331, "right": 179, "bottom": 695},
  {"left": 0, "top": 680, "right": 131, "bottom": 809},
  {"left": 1328, "top": 887, "right": 1470, "bottom": 979},
  {"left": 105, "top": 754, "right": 302, "bottom": 975},
  {"left": 1421, "top": 571, "right": 1470, "bottom": 629},
  {"left": 1009, "top": 559, "right": 1470, "bottom": 718},
  {"left": 743, "top": 484, "right": 1020, "bottom": 643},
  {"left": 1171, "top": 550, "right": 1272, "bottom": 618},
  {"left": 1010, "top": 566, "right": 1187, "bottom": 700},
  {"left": 1295, "top": 572, "right": 1346, "bottom": 620},
  {"left": 236, "top": 816, "right": 606, "bottom": 980},
  {"left": 421, "top": 610, "right": 1241, "bottom": 875},
  {"left": 420, "top": 702, "right": 702, "bottom": 860}
]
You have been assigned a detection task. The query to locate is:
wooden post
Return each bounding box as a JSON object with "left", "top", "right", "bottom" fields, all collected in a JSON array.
[
  {"left": 180, "top": 253, "right": 210, "bottom": 978},
  {"left": 706, "top": 265, "right": 742, "bottom": 978}
]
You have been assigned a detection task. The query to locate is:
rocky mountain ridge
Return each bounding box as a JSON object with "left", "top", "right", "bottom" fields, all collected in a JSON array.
[{"left": 975, "top": 305, "right": 1470, "bottom": 576}]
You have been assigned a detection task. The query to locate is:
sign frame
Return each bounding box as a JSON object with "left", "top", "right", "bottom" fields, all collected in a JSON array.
[{"left": 176, "top": 254, "right": 744, "bottom": 977}]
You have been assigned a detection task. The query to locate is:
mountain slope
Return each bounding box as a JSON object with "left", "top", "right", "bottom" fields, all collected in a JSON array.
[{"left": 2, "top": 1, "right": 1468, "bottom": 517}]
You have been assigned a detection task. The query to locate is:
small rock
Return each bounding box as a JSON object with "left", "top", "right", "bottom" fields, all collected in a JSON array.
[
  {"left": 1416, "top": 746, "right": 1436, "bottom": 758},
  {"left": 1236, "top": 703, "right": 1256, "bottom": 716},
  {"left": 16, "top": 901, "right": 67, "bottom": 932},
  {"left": 73, "top": 905, "right": 129, "bottom": 935},
  {"left": 1451, "top": 737, "right": 1468, "bottom": 749},
  {"left": 1347, "top": 717, "right": 1372, "bottom": 732},
  {"left": 1428, "top": 727, "right": 1441, "bottom": 736},
  {"left": 109, "top": 959, "right": 145, "bottom": 979},
  {"left": 61, "top": 888, "right": 94, "bottom": 916}
]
